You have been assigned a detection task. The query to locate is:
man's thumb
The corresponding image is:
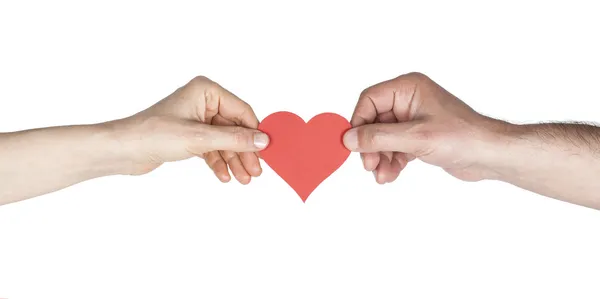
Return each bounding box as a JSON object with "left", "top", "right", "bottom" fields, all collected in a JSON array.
[
  {"left": 202, "top": 125, "right": 270, "bottom": 152},
  {"left": 343, "top": 122, "right": 427, "bottom": 154}
]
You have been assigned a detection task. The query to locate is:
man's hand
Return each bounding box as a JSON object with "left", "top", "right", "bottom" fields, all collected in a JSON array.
[
  {"left": 112, "top": 76, "right": 269, "bottom": 184},
  {"left": 342, "top": 72, "right": 507, "bottom": 183},
  {"left": 343, "top": 72, "right": 600, "bottom": 210}
]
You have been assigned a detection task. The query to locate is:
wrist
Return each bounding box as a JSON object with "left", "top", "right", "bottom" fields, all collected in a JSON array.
[
  {"left": 101, "top": 115, "right": 175, "bottom": 176},
  {"left": 95, "top": 119, "right": 148, "bottom": 176},
  {"left": 474, "top": 118, "right": 527, "bottom": 181}
]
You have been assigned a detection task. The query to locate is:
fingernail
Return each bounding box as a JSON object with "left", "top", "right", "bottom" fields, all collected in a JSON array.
[
  {"left": 373, "top": 170, "right": 385, "bottom": 184},
  {"left": 343, "top": 129, "right": 358, "bottom": 151},
  {"left": 253, "top": 132, "right": 269, "bottom": 149}
]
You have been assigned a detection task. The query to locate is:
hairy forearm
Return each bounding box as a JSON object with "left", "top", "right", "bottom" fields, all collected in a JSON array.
[
  {"left": 490, "top": 122, "right": 600, "bottom": 209},
  {"left": 0, "top": 123, "right": 131, "bottom": 205}
]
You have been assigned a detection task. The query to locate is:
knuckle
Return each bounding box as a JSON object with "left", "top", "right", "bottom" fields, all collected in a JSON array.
[
  {"left": 407, "top": 123, "right": 437, "bottom": 156},
  {"left": 404, "top": 71, "right": 429, "bottom": 82},
  {"left": 221, "top": 150, "right": 236, "bottom": 162},
  {"left": 409, "top": 122, "right": 435, "bottom": 142},
  {"left": 242, "top": 100, "right": 252, "bottom": 110},
  {"left": 357, "top": 126, "right": 386, "bottom": 150},
  {"left": 185, "top": 125, "right": 211, "bottom": 154},
  {"left": 236, "top": 100, "right": 253, "bottom": 116},
  {"left": 232, "top": 127, "right": 251, "bottom": 145},
  {"left": 191, "top": 124, "right": 209, "bottom": 141},
  {"left": 190, "top": 75, "right": 210, "bottom": 85},
  {"left": 188, "top": 76, "right": 216, "bottom": 92},
  {"left": 412, "top": 128, "right": 434, "bottom": 142},
  {"left": 398, "top": 72, "right": 432, "bottom": 87},
  {"left": 359, "top": 87, "right": 374, "bottom": 100}
]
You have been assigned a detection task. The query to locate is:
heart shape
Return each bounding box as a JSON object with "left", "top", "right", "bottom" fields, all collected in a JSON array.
[{"left": 258, "top": 111, "right": 351, "bottom": 202}]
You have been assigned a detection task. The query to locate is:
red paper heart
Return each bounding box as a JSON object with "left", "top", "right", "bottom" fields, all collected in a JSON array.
[{"left": 258, "top": 111, "right": 351, "bottom": 202}]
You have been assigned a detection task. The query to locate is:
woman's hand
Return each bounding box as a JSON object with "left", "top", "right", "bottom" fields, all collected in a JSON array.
[{"left": 113, "top": 76, "right": 269, "bottom": 184}]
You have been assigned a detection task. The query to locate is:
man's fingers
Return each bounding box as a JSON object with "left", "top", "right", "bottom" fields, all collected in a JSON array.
[
  {"left": 343, "top": 122, "right": 429, "bottom": 154},
  {"left": 350, "top": 79, "right": 398, "bottom": 127},
  {"left": 350, "top": 92, "right": 379, "bottom": 127},
  {"left": 350, "top": 75, "right": 414, "bottom": 127},
  {"left": 191, "top": 125, "right": 269, "bottom": 153},
  {"left": 374, "top": 154, "right": 393, "bottom": 184},
  {"left": 350, "top": 73, "right": 426, "bottom": 128},
  {"left": 361, "top": 153, "right": 380, "bottom": 171},
  {"left": 393, "top": 152, "right": 410, "bottom": 171}
]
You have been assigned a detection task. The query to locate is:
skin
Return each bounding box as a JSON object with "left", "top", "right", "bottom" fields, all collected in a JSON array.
[
  {"left": 343, "top": 72, "right": 600, "bottom": 210},
  {"left": 0, "top": 76, "right": 269, "bottom": 205},
  {"left": 1, "top": 72, "right": 599, "bottom": 210}
]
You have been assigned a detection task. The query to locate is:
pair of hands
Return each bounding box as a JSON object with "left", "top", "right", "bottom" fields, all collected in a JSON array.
[{"left": 111, "top": 73, "right": 504, "bottom": 184}]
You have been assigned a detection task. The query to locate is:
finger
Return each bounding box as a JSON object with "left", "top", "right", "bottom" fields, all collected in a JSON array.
[
  {"left": 220, "top": 151, "right": 251, "bottom": 184},
  {"left": 373, "top": 155, "right": 393, "bottom": 184},
  {"left": 393, "top": 152, "right": 410, "bottom": 171},
  {"left": 361, "top": 152, "right": 380, "bottom": 171},
  {"left": 350, "top": 79, "right": 398, "bottom": 127},
  {"left": 191, "top": 124, "right": 269, "bottom": 153},
  {"left": 173, "top": 76, "right": 219, "bottom": 123},
  {"left": 240, "top": 152, "right": 262, "bottom": 177},
  {"left": 382, "top": 151, "right": 393, "bottom": 164},
  {"left": 386, "top": 155, "right": 405, "bottom": 183},
  {"left": 211, "top": 114, "right": 262, "bottom": 177},
  {"left": 384, "top": 152, "right": 410, "bottom": 183},
  {"left": 204, "top": 80, "right": 259, "bottom": 128},
  {"left": 350, "top": 93, "right": 378, "bottom": 127},
  {"left": 378, "top": 151, "right": 395, "bottom": 180},
  {"left": 343, "top": 122, "right": 429, "bottom": 154},
  {"left": 351, "top": 74, "right": 424, "bottom": 127},
  {"left": 375, "top": 154, "right": 405, "bottom": 184},
  {"left": 376, "top": 111, "right": 397, "bottom": 123},
  {"left": 376, "top": 113, "right": 396, "bottom": 171},
  {"left": 205, "top": 151, "right": 231, "bottom": 182}
]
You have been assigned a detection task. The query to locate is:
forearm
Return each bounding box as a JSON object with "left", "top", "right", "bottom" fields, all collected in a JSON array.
[
  {"left": 488, "top": 122, "right": 600, "bottom": 209},
  {"left": 0, "top": 122, "right": 132, "bottom": 205}
]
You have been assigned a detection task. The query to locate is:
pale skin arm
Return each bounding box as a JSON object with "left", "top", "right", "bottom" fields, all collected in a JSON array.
[
  {"left": 0, "top": 76, "right": 270, "bottom": 206},
  {"left": 0, "top": 124, "right": 132, "bottom": 204},
  {"left": 343, "top": 72, "right": 600, "bottom": 210}
]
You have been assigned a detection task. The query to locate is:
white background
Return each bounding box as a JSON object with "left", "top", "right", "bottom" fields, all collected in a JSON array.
[{"left": 1, "top": 0, "right": 599, "bottom": 298}]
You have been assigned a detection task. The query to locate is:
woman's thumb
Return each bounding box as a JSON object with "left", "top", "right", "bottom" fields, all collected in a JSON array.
[{"left": 200, "top": 125, "right": 269, "bottom": 152}]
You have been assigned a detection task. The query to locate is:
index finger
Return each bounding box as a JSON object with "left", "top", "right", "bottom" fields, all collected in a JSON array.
[
  {"left": 218, "top": 84, "right": 259, "bottom": 128},
  {"left": 350, "top": 77, "right": 397, "bottom": 127},
  {"left": 202, "top": 79, "right": 259, "bottom": 129}
]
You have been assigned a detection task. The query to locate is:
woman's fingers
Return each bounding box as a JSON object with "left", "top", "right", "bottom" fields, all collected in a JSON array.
[
  {"left": 240, "top": 152, "right": 262, "bottom": 177},
  {"left": 220, "top": 150, "right": 251, "bottom": 184},
  {"left": 205, "top": 150, "right": 231, "bottom": 182}
]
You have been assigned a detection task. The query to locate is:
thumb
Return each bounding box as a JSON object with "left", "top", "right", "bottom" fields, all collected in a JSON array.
[
  {"left": 199, "top": 125, "right": 270, "bottom": 152},
  {"left": 342, "top": 122, "right": 429, "bottom": 154}
]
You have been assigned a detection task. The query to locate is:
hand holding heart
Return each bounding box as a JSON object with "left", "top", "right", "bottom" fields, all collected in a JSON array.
[
  {"left": 341, "top": 72, "right": 505, "bottom": 183},
  {"left": 114, "top": 72, "right": 504, "bottom": 200},
  {"left": 111, "top": 76, "right": 269, "bottom": 182},
  {"left": 2, "top": 72, "right": 597, "bottom": 208},
  {"left": 257, "top": 72, "right": 504, "bottom": 200}
]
